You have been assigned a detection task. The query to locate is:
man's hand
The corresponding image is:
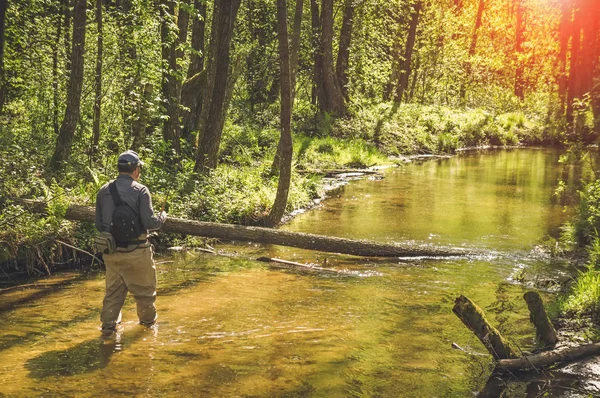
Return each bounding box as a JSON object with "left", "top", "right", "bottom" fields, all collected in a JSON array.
[{"left": 159, "top": 211, "right": 167, "bottom": 221}]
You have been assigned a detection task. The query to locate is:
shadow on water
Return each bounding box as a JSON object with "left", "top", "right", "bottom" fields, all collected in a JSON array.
[
  {"left": 478, "top": 369, "right": 596, "bottom": 397},
  {"left": 26, "top": 338, "right": 117, "bottom": 379},
  {"left": 25, "top": 327, "right": 148, "bottom": 379},
  {"left": 0, "top": 274, "right": 88, "bottom": 315},
  {"left": 0, "top": 312, "right": 98, "bottom": 353}
]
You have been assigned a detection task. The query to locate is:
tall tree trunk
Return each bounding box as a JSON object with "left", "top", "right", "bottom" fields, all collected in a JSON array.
[
  {"left": 0, "top": 0, "right": 7, "bottom": 114},
  {"left": 123, "top": 5, "right": 152, "bottom": 151},
  {"left": 270, "top": 0, "right": 304, "bottom": 177},
  {"left": 459, "top": 0, "right": 484, "bottom": 103},
  {"left": 52, "top": 2, "right": 63, "bottom": 135},
  {"left": 408, "top": 53, "right": 420, "bottom": 102},
  {"left": 245, "top": 0, "right": 274, "bottom": 112},
  {"left": 514, "top": 0, "right": 525, "bottom": 100},
  {"left": 336, "top": 0, "right": 358, "bottom": 100},
  {"left": 131, "top": 83, "right": 153, "bottom": 151},
  {"left": 396, "top": 0, "right": 421, "bottom": 103},
  {"left": 579, "top": 0, "right": 597, "bottom": 97},
  {"left": 181, "top": 0, "right": 207, "bottom": 146},
  {"left": 320, "top": 0, "right": 346, "bottom": 115},
  {"left": 220, "top": 53, "right": 243, "bottom": 138},
  {"left": 91, "top": 0, "right": 103, "bottom": 162},
  {"left": 187, "top": 0, "right": 206, "bottom": 79},
  {"left": 160, "top": 0, "right": 184, "bottom": 156},
  {"left": 566, "top": 3, "right": 582, "bottom": 124},
  {"left": 49, "top": 0, "right": 86, "bottom": 171},
  {"left": 194, "top": 0, "right": 241, "bottom": 173},
  {"left": 176, "top": 0, "right": 191, "bottom": 60},
  {"left": 585, "top": 0, "right": 600, "bottom": 133},
  {"left": 290, "top": 0, "right": 304, "bottom": 102},
  {"left": 593, "top": 62, "right": 600, "bottom": 134},
  {"left": 266, "top": 0, "right": 293, "bottom": 227},
  {"left": 117, "top": 0, "right": 140, "bottom": 146},
  {"left": 63, "top": 0, "right": 72, "bottom": 77},
  {"left": 468, "top": 0, "right": 484, "bottom": 60},
  {"left": 310, "top": 0, "right": 326, "bottom": 109},
  {"left": 454, "top": 0, "right": 463, "bottom": 13},
  {"left": 557, "top": 0, "right": 572, "bottom": 115},
  {"left": 384, "top": 12, "right": 403, "bottom": 102}
]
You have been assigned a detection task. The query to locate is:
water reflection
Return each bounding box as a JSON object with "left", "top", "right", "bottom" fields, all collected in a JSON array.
[{"left": 284, "top": 148, "right": 581, "bottom": 251}]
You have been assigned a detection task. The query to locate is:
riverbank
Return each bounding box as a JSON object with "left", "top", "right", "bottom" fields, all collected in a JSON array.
[{"left": 0, "top": 102, "right": 557, "bottom": 277}]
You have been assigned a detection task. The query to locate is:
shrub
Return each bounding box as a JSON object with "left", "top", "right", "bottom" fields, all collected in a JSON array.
[
  {"left": 562, "top": 263, "right": 600, "bottom": 317},
  {"left": 182, "top": 162, "right": 318, "bottom": 225},
  {"left": 572, "top": 180, "right": 600, "bottom": 247}
]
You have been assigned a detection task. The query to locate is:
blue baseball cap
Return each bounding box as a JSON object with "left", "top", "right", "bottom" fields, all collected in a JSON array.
[{"left": 117, "top": 150, "right": 144, "bottom": 166}]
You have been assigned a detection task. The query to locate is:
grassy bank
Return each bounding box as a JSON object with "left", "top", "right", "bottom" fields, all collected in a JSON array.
[
  {"left": 555, "top": 177, "right": 600, "bottom": 328},
  {"left": 0, "top": 103, "right": 552, "bottom": 275}
]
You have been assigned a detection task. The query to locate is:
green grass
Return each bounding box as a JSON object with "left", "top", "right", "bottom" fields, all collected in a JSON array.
[
  {"left": 178, "top": 161, "right": 318, "bottom": 225},
  {"left": 334, "top": 102, "right": 550, "bottom": 155},
  {"left": 294, "top": 135, "right": 389, "bottom": 170},
  {"left": 561, "top": 265, "right": 600, "bottom": 317}
]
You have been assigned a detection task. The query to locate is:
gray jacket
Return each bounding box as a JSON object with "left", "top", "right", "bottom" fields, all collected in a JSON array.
[{"left": 95, "top": 174, "right": 166, "bottom": 233}]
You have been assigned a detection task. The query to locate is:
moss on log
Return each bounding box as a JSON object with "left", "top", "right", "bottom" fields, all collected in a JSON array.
[
  {"left": 452, "top": 295, "right": 518, "bottom": 360},
  {"left": 523, "top": 291, "right": 558, "bottom": 347},
  {"left": 15, "top": 199, "right": 477, "bottom": 258}
]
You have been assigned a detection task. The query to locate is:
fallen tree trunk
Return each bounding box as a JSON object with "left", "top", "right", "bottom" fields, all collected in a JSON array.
[
  {"left": 496, "top": 343, "right": 600, "bottom": 372},
  {"left": 524, "top": 291, "right": 558, "bottom": 347},
  {"left": 15, "top": 199, "right": 476, "bottom": 258},
  {"left": 454, "top": 294, "right": 599, "bottom": 373},
  {"left": 453, "top": 295, "right": 518, "bottom": 360}
]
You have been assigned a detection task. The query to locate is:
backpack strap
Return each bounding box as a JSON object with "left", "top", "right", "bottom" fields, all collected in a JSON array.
[{"left": 108, "top": 181, "right": 124, "bottom": 207}]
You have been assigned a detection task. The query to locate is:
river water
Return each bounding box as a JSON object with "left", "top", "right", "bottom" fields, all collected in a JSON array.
[{"left": 1, "top": 148, "right": 598, "bottom": 397}]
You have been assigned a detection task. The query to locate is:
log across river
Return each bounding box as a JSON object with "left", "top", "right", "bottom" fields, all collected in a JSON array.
[{"left": 17, "top": 199, "right": 477, "bottom": 258}]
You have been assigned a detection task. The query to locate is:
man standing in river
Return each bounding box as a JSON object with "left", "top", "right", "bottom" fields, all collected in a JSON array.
[{"left": 95, "top": 150, "right": 167, "bottom": 335}]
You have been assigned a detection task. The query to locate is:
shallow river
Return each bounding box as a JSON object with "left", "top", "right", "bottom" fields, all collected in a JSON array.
[{"left": 1, "top": 148, "right": 599, "bottom": 397}]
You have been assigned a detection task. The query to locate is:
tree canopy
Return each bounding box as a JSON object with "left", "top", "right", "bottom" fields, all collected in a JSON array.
[{"left": 0, "top": 0, "right": 598, "bottom": 220}]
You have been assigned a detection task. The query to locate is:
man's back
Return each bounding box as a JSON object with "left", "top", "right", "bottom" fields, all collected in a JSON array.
[{"left": 95, "top": 174, "right": 165, "bottom": 234}]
